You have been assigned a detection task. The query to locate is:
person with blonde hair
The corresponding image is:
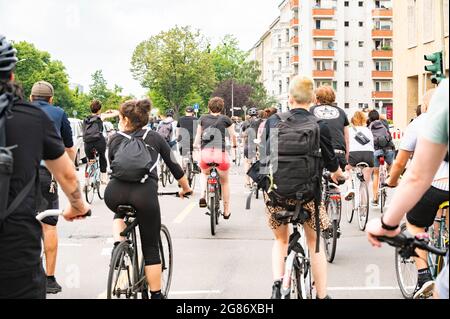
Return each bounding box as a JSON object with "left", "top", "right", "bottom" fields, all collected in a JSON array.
[{"left": 259, "top": 76, "right": 345, "bottom": 299}]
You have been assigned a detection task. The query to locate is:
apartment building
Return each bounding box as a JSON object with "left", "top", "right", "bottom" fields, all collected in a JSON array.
[
  {"left": 252, "top": 0, "right": 394, "bottom": 115},
  {"left": 393, "top": 0, "right": 449, "bottom": 130}
]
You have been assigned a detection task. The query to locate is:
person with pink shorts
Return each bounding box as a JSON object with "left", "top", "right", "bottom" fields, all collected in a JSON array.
[{"left": 194, "top": 97, "right": 237, "bottom": 219}]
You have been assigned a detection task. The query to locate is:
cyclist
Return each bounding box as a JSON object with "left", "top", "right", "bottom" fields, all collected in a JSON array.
[
  {"left": 367, "top": 109, "right": 395, "bottom": 207},
  {"left": 0, "top": 35, "right": 90, "bottom": 299},
  {"left": 30, "top": 80, "right": 76, "bottom": 294},
  {"left": 83, "top": 100, "right": 119, "bottom": 184},
  {"left": 310, "top": 86, "right": 350, "bottom": 171},
  {"left": 367, "top": 79, "right": 449, "bottom": 299},
  {"left": 384, "top": 89, "right": 448, "bottom": 298},
  {"left": 177, "top": 106, "right": 199, "bottom": 173},
  {"left": 242, "top": 107, "right": 261, "bottom": 188},
  {"left": 261, "top": 76, "right": 345, "bottom": 299},
  {"left": 157, "top": 109, "right": 177, "bottom": 148},
  {"left": 105, "top": 99, "right": 192, "bottom": 300},
  {"left": 345, "top": 111, "right": 375, "bottom": 198},
  {"left": 231, "top": 116, "right": 243, "bottom": 163},
  {"left": 194, "top": 97, "right": 236, "bottom": 219}
]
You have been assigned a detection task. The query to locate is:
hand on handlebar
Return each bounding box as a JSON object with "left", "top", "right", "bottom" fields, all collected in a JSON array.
[
  {"left": 384, "top": 176, "right": 398, "bottom": 188},
  {"left": 365, "top": 218, "right": 401, "bottom": 248},
  {"left": 331, "top": 169, "right": 346, "bottom": 185},
  {"left": 179, "top": 188, "right": 193, "bottom": 199},
  {"left": 63, "top": 203, "right": 91, "bottom": 222}
]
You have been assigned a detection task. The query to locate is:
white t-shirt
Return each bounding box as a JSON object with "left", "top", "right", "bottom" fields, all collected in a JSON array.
[
  {"left": 400, "top": 114, "right": 449, "bottom": 190},
  {"left": 349, "top": 126, "right": 375, "bottom": 153}
]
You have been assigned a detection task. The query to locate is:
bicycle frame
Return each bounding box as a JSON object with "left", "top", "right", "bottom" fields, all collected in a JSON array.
[{"left": 428, "top": 205, "right": 448, "bottom": 278}]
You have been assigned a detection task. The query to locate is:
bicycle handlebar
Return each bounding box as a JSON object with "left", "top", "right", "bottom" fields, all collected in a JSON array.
[
  {"left": 377, "top": 232, "right": 447, "bottom": 257},
  {"left": 158, "top": 192, "right": 192, "bottom": 199},
  {"left": 323, "top": 172, "right": 346, "bottom": 186},
  {"left": 35, "top": 209, "right": 92, "bottom": 222}
]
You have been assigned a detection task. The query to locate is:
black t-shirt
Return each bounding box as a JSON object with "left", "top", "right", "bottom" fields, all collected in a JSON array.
[
  {"left": 177, "top": 115, "right": 197, "bottom": 143},
  {"left": 108, "top": 129, "right": 184, "bottom": 182},
  {"left": 200, "top": 114, "right": 232, "bottom": 151},
  {"left": 310, "top": 105, "right": 349, "bottom": 152},
  {"left": 0, "top": 102, "right": 65, "bottom": 275}
]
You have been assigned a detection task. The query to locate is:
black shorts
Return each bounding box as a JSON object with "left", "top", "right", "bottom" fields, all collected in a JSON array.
[
  {"left": 406, "top": 186, "right": 449, "bottom": 228},
  {"left": 39, "top": 167, "right": 59, "bottom": 226},
  {"left": 335, "top": 152, "right": 348, "bottom": 171},
  {"left": 349, "top": 151, "right": 375, "bottom": 168},
  {"left": 0, "top": 265, "right": 46, "bottom": 299}
]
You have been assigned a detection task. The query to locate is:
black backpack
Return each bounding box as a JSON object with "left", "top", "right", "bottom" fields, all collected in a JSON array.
[
  {"left": 110, "top": 129, "right": 158, "bottom": 183},
  {"left": 370, "top": 120, "right": 392, "bottom": 149},
  {"left": 83, "top": 115, "right": 103, "bottom": 143},
  {"left": 0, "top": 97, "right": 38, "bottom": 226},
  {"left": 271, "top": 112, "right": 322, "bottom": 202}
]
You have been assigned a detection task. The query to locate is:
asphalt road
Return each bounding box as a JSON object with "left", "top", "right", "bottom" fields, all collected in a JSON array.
[{"left": 48, "top": 163, "right": 403, "bottom": 299}]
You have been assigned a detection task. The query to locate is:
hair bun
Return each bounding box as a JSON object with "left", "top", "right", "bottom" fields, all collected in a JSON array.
[{"left": 137, "top": 99, "right": 151, "bottom": 111}]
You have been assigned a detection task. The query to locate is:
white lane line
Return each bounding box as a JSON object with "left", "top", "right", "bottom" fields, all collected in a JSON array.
[
  {"left": 328, "top": 286, "right": 400, "bottom": 291},
  {"left": 169, "top": 290, "right": 222, "bottom": 296},
  {"left": 173, "top": 202, "right": 196, "bottom": 224}
]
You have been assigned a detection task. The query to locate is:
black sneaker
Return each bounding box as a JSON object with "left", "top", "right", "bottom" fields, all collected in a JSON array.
[
  {"left": 46, "top": 277, "right": 62, "bottom": 294},
  {"left": 413, "top": 280, "right": 435, "bottom": 299},
  {"left": 317, "top": 295, "right": 332, "bottom": 300},
  {"left": 271, "top": 280, "right": 282, "bottom": 299}
]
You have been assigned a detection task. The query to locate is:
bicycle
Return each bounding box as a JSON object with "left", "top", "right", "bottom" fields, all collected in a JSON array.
[
  {"left": 347, "top": 162, "right": 371, "bottom": 231},
  {"left": 181, "top": 152, "right": 197, "bottom": 189},
  {"left": 159, "top": 161, "right": 174, "bottom": 188},
  {"left": 393, "top": 201, "right": 449, "bottom": 299},
  {"left": 84, "top": 149, "right": 103, "bottom": 204},
  {"left": 275, "top": 205, "right": 313, "bottom": 299},
  {"left": 321, "top": 172, "right": 345, "bottom": 263},
  {"left": 205, "top": 163, "right": 222, "bottom": 236},
  {"left": 377, "top": 155, "right": 388, "bottom": 214},
  {"left": 106, "top": 192, "right": 185, "bottom": 299}
]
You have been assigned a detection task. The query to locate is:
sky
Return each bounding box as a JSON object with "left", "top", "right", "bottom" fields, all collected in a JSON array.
[{"left": 0, "top": 0, "right": 279, "bottom": 97}]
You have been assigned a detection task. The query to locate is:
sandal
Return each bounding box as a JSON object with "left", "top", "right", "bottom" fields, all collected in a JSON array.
[
  {"left": 199, "top": 198, "right": 207, "bottom": 208},
  {"left": 223, "top": 212, "right": 231, "bottom": 220}
]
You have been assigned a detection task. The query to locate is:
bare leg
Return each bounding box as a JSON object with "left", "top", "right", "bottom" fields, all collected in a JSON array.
[
  {"left": 42, "top": 224, "right": 58, "bottom": 276},
  {"left": 271, "top": 223, "right": 289, "bottom": 280},
  {"left": 304, "top": 223, "right": 328, "bottom": 299},
  {"left": 113, "top": 219, "right": 127, "bottom": 243},
  {"left": 406, "top": 221, "right": 428, "bottom": 270},
  {"left": 200, "top": 168, "right": 211, "bottom": 199},
  {"left": 144, "top": 264, "right": 162, "bottom": 292},
  {"left": 218, "top": 169, "right": 230, "bottom": 216},
  {"left": 373, "top": 168, "right": 380, "bottom": 202}
]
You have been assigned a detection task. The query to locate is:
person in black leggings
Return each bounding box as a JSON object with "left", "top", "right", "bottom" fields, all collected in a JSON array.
[{"left": 105, "top": 99, "right": 192, "bottom": 299}]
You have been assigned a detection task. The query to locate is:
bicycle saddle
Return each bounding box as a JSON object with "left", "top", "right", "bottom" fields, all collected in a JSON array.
[
  {"left": 207, "top": 163, "right": 219, "bottom": 168},
  {"left": 117, "top": 205, "right": 136, "bottom": 217}
]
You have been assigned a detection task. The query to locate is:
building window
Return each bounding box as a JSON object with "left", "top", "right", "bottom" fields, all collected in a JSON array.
[
  {"left": 316, "top": 60, "right": 334, "bottom": 71},
  {"left": 423, "top": 0, "right": 434, "bottom": 43},
  {"left": 286, "top": 29, "right": 290, "bottom": 43},
  {"left": 358, "top": 41, "right": 364, "bottom": 47},
  {"left": 359, "top": 21, "right": 364, "bottom": 27},
  {"left": 358, "top": 103, "right": 364, "bottom": 108},
  {"left": 358, "top": 1, "right": 364, "bottom": 7},
  {"left": 375, "top": 81, "right": 393, "bottom": 91},
  {"left": 278, "top": 57, "right": 282, "bottom": 71},
  {"left": 444, "top": 0, "right": 449, "bottom": 36},
  {"left": 344, "top": 1, "right": 349, "bottom": 6},
  {"left": 279, "top": 80, "right": 282, "bottom": 95},
  {"left": 374, "top": 39, "right": 392, "bottom": 50},
  {"left": 286, "top": 53, "right": 290, "bottom": 67},
  {"left": 359, "top": 82, "right": 364, "bottom": 87},
  {"left": 345, "top": 61, "right": 350, "bottom": 67},
  {"left": 345, "top": 41, "right": 349, "bottom": 47},
  {"left": 345, "top": 81, "right": 350, "bottom": 87},
  {"left": 359, "top": 61, "right": 364, "bottom": 68},
  {"left": 344, "top": 103, "right": 350, "bottom": 109},
  {"left": 408, "top": 0, "right": 417, "bottom": 47},
  {"left": 316, "top": 19, "right": 337, "bottom": 29},
  {"left": 278, "top": 36, "right": 282, "bottom": 48},
  {"left": 375, "top": 60, "right": 392, "bottom": 71},
  {"left": 344, "top": 21, "right": 349, "bottom": 27}
]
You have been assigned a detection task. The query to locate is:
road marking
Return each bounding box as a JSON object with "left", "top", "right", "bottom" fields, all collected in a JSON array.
[
  {"left": 169, "top": 290, "right": 222, "bottom": 296},
  {"left": 173, "top": 202, "right": 196, "bottom": 224},
  {"left": 97, "top": 290, "right": 107, "bottom": 299},
  {"left": 328, "top": 286, "right": 400, "bottom": 291}
]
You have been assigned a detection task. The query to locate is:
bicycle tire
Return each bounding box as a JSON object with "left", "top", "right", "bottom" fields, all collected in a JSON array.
[
  {"left": 324, "top": 202, "right": 338, "bottom": 263},
  {"left": 160, "top": 164, "right": 167, "bottom": 187},
  {"left": 346, "top": 177, "right": 355, "bottom": 223},
  {"left": 84, "top": 166, "right": 95, "bottom": 204},
  {"left": 167, "top": 168, "right": 175, "bottom": 184},
  {"left": 96, "top": 181, "right": 105, "bottom": 200},
  {"left": 380, "top": 189, "right": 387, "bottom": 214},
  {"left": 210, "top": 195, "right": 217, "bottom": 236},
  {"left": 160, "top": 225, "right": 173, "bottom": 298},
  {"left": 107, "top": 241, "right": 135, "bottom": 299},
  {"left": 395, "top": 224, "right": 417, "bottom": 299},
  {"left": 288, "top": 265, "right": 302, "bottom": 299},
  {"left": 215, "top": 188, "right": 220, "bottom": 226},
  {"left": 357, "top": 182, "right": 370, "bottom": 231}
]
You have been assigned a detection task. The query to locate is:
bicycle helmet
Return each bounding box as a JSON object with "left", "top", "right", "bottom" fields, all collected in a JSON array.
[
  {"left": 0, "top": 35, "right": 18, "bottom": 78},
  {"left": 166, "top": 109, "right": 175, "bottom": 117},
  {"left": 248, "top": 108, "right": 258, "bottom": 117}
]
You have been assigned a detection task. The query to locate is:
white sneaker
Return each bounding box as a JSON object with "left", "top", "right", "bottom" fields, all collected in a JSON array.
[
  {"left": 101, "top": 173, "right": 109, "bottom": 185},
  {"left": 344, "top": 189, "right": 355, "bottom": 201}
]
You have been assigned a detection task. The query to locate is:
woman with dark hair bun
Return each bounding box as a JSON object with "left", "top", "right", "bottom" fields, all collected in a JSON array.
[
  {"left": 105, "top": 99, "right": 192, "bottom": 300},
  {"left": 83, "top": 100, "right": 119, "bottom": 183}
]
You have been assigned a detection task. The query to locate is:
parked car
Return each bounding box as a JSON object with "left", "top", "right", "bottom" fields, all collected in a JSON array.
[{"left": 69, "top": 118, "right": 86, "bottom": 168}]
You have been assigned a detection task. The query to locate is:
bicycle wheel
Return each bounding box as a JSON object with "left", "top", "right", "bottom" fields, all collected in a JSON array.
[
  {"left": 96, "top": 179, "right": 105, "bottom": 200},
  {"left": 84, "top": 166, "right": 95, "bottom": 204},
  {"left": 215, "top": 188, "right": 221, "bottom": 226},
  {"left": 167, "top": 168, "right": 175, "bottom": 184},
  {"left": 346, "top": 177, "right": 355, "bottom": 223},
  {"left": 395, "top": 224, "right": 418, "bottom": 299},
  {"left": 107, "top": 241, "right": 136, "bottom": 299},
  {"left": 357, "top": 182, "right": 370, "bottom": 231},
  {"left": 210, "top": 195, "right": 217, "bottom": 236},
  {"left": 160, "top": 225, "right": 173, "bottom": 298},
  {"left": 160, "top": 164, "right": 167, "bottom": 187},
  {"left": 287, "top": 264, "right": 302, "bottom": 299},
  {"left": 324, "top": 201, "right": 339, "bottom": 263},
  {"left": 380, "top": 189, "right": 387, "bottom": 214}
]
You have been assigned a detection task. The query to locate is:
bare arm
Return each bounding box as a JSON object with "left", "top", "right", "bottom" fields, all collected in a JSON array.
[
  {"left": 383, "top": 138, "right": 447, "bottom": 227},
  {"left": 386, "top": 150, "right": 411, "bottom": 187},
  {"left": 100, "top": 110, "right": 120, "bottom": 121},
  {"left": 344, "top": 126, "right": 350, "bottom": 162},
  {"left": 65, "top": 146, "right": 76, "bottom": 163},
  {"left": 45, "top": 153, "right": 90, "bottom": 221}
]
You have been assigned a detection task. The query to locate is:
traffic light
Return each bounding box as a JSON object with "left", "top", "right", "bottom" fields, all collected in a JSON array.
[{"left": 424, "top": 51, "right": 445, "bottom": 85}]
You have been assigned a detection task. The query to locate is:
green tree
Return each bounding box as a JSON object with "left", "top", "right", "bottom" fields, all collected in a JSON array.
[
  {"left": 89, "top": 70, "right": 110, "bottom": 103},
  {"left": 131, "top": 26, "right": 216, "bottom": 117}
]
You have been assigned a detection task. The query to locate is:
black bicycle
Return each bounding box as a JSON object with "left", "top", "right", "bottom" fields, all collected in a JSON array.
[
  {"left": 106, "top": 192, "right": 185, "bottom": 299},
  {"left": 182, "top": 153, "right": 198, "bottom": 189},
  {"left": 321, "top": 172, "right": 345, "bottom": 263},
  {"left": 275, "top": 205, "right": 313, "bottom": 299},
  {"left": 206, "top": 163, "right": 222, "bottom": 236}
]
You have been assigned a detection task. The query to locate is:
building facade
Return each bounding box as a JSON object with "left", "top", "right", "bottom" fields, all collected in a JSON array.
[
  {"left": 393, "top": 0, "right": 449, "bottom": 130},
  {"left": 252, "top": 0, "right": 394, "bottom": 115}
]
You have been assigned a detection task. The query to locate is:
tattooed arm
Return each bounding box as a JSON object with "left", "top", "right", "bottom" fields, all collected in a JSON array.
[{"left": 45, "top": 153, "right": 90, "bottom": 221}]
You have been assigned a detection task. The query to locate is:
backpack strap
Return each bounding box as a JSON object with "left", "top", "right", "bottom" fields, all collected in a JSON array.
[
  {"left": 277, "top": 112, "right": 293, "bottom": 123},
  {"left": 118, "top": 131, "right": 132, "bottom": 140}
]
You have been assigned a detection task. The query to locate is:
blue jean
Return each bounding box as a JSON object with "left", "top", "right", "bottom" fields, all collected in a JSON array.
[{"left": 374, "top": 149, "right": 395, "bottom": 167}]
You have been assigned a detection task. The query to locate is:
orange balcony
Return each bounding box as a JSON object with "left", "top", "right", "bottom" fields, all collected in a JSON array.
[
  {"left": 313, "top": 70, "right": 335, "bottom": 78},
  {"left": 313, "top": 50, "right": 335, "bottom": 58},
  {"left": 372, "top": 29, "right": 393, "bottom": 38},
  {"left": 290, "top": 0, "right": 299, "bottom": 10},
  {"left": 291, "top": 55, "right": 300, "bottom": 64},
  {"left": 313, "top": 29, "right": 336, "bottom": 37},
  {"left": 372, "top": 71, "right": 393, "bottom": 78},
  {"left": 313, "top": 8, "right": 335, "bottom": 16},
  {"left": 372, "top": 91, "right": 393, "bottom": 99},
  {"left": 290, "top": 18, "right": 299, "bottom": 27},
  {"left": 290, "top": 36, "right": 299, "bottom": 46},
  {"left": 372, "top": 50, "right": 393, "bottom": 58},
  {"left": 372, "top": 9, "right": 393, "bottom": 17}
]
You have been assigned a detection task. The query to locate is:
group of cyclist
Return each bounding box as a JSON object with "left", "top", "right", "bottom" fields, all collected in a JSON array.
[{"left": 0, "top": 34, "right": 448, "bottom": 300}]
